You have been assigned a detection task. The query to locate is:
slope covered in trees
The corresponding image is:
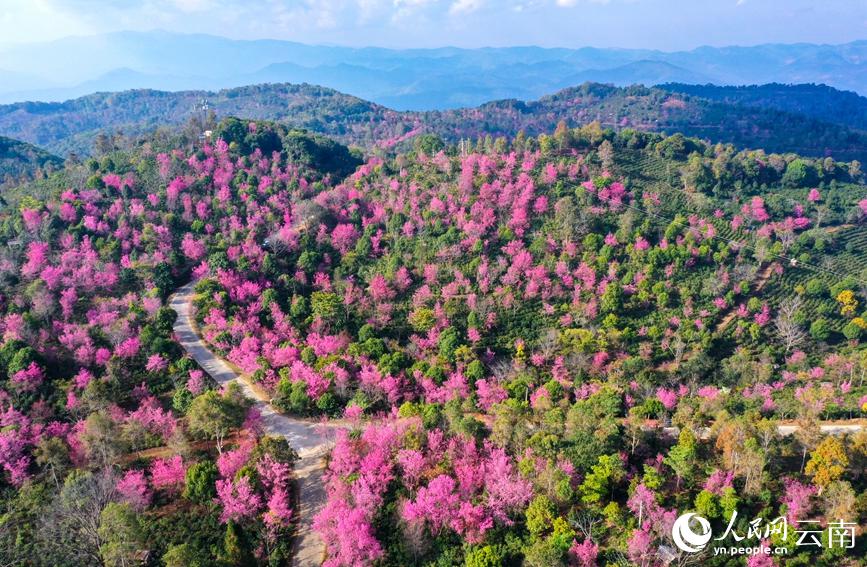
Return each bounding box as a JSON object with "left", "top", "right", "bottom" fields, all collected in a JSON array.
[
  {"left": 419, "top": 83, "right": 867, "bottom": 162},
  {"left": 0, "top": 118, "right": 866, "bottom": 565},
  {"left": 660, "top": 82, "right": 867, "bottom": 131},
  {"left": 0, "top": 84, "right": 395, "bottom": 158},
  {"left": 3, "top": 82, "right": 867, "bottom": 163},
  {"left": 0, "top": 135, "right": 62, "bottom": 190}
]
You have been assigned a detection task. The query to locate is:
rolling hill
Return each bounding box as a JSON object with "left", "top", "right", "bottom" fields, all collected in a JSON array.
[
  {"left": 417, "top": 83, "right": 867, "bottom": 161},
  {"left": 658, "top": 83, "right": 867, "bottom": 134},
  {"left": 2, "top": 82, "right": 867, "bottom": 162},
  {"left": 659, "top": 82, "right": 867, "bottom": 131},
  {"left": 0, "top": 135, "right": 63, "bottom": 188},
  {"left": 0, "top": 84, "right": 396, "bottom": 158}
]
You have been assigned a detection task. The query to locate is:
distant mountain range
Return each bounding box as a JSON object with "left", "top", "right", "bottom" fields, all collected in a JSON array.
[
  {"left": 2, "top": 31, "right": 867, "bottom": 110},
  {"left": 3, "top": 81, "right": 867, "bottom": 163}
]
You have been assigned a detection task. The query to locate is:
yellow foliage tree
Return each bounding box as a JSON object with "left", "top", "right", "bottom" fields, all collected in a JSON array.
[
  {"left": 805, "top": 436, "right": 849, "bottom": 494},
  {"left": 836, "top": 290, "right": 858, "bottom": 317}
]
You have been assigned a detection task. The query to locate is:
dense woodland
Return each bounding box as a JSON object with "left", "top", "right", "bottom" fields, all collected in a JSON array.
[
  {"left": 3, "top": 82, "right": 867, "bottom": 162},
  {"left": 659, "top": 83, "right": 867, "bottom": 132},
  {"left": 0, "top": 118, "right": 866, "bottom": 566},
  {"left": 0, "top": 136, "right": 62, "bottom": 190}
]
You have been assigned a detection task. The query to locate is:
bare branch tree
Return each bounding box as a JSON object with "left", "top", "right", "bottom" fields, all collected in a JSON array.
[
  {"left": 571, "top": 511, "right": 602, "bottom": 542},
  {"left": 536, "top": 328, "right": 559, "bottom": 360},
  {"left": 39, "top": 468, "right": 118, "bottom": 566},
  {"left": 774, "top": 296, "right": 806, "bottom": 353},
  {"left": 490, "top": 358, "right": 515, "bottom": 383},
  {"left": 667, "top": 333, "right": 687, "bottom": 366}
]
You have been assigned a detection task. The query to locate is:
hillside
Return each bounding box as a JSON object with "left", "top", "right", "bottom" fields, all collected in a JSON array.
[
  {"left": 3, "top": 82, "right": 867, "bottom": 162},
  {"left": 0, "top": 135, "right": 62, "bottom": 188},
  {"left": 420, "top": 83, "right": 867, "bottom": 161},
  {"left": 0, "top": 84, "right": 399, "bottom": 157},
  {"left": 1, "top": 118, "right": 865, "bottom": 565},
  {"left": 660, "top": 82, "right": 867, "bottom": 130}
]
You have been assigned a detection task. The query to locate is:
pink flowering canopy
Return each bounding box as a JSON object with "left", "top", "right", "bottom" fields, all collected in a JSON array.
[{"left": 0, "top": 117, "right": 865, "bottom": 566}]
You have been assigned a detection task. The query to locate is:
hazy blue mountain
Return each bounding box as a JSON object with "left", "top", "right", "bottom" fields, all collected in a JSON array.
[
  {"left": 0, "top": 69, "right": 60, "bottom": 94},
  {"left": 0, "top": 68, "right": 219, "bottom": 106},
  {"left": 569, "top": 60, "right": 712, "bottom": 88},
  {"left": 2, "top": 31, "right": 867, "bottom": 110}
]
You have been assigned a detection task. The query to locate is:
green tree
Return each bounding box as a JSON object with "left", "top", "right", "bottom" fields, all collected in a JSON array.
[
  {"left": 564, "top": 387, "right": 621, "bottom": 466},
  {"left": 414, "top": 134, "right": 446, "bottom": 155},
  {"left": 719, "top": 487, "right": 740, "bottom": 519},
  {"left": 664, "top": 429, "right": 698, "bottom": 489},
  {"left": 310, "top": 291, "right": 342, "bottom": 326},
  {"left": 183, "top": 461, "right": 219, "bottom": 504},
  {"left": 694, "top": 490, "right": 722, "bottom": 519},
  {"left": 843, "top": 321, "right": 862, "bottom": 341},
  {"left": 782, "top": 159, "right": 816, "bottom": 188},
  {"left": 152, "top": 262, "right": 175, "bottom": 299},
  {"left": 98, "top": 502, "right": 145, "bottom": 567},
  {"left": 252, "top": 435, "right": 299, "bottom": 466},
  {"left": 525, "top": 495, "right": 556, "bottom": 537},
  {"left": 154, "top": 306, "right": 177, "bottom": 334},
  {"left": 465, "top": 360, "right": 485, "bottom": 382},
  {"left": 682, "top": 154, "right": 714, "bottom": 193},
  {"left": 275, "top": 375, "right": 312, "bottom": 415},
  {"left": 810, "top": 319, "right": 832, "bottom": 341},
  {"left": 522, "top": 539, "right": 565, "bottom": 567},
  {"left": 34, "top": 436, "right": 70, "bottom": 488},
  {"left": 464, "top": 545, "right": 502, "bottom": 567},
  {"left": 579, "top": 454, "right": 625, "bottom": 506},
  {"left": 409, "top": 307, "right": 436, "bottom": 332},
  {"left": 805, "top": 278, "right": 826, "bottom": 297},
  {"left": 186, "top": 385, "right": 249, "bottom": 453},
  {"left": 437, "top": 327, "right": 461, "bottom": 362},
  {"left": 162, "top": 543, "right": 204, "bottom": 567},
  {"left": 599, "top": 282, "right": 622, "bottom": 314},
  {"left": 282, "top": 128, "right": 361, "bottom": 179},
  {"left": 220, "top": 521, "right": 253, "bottom": 565}
]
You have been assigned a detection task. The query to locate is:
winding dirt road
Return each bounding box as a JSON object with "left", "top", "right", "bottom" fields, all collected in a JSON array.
[{"left": 170, "top": 281, "right": 334, "bottom": 566}]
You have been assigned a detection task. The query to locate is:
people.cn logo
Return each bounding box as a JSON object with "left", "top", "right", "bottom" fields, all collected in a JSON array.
[{"left": 671, "top": 512, "right": 713, "bottom": 553}]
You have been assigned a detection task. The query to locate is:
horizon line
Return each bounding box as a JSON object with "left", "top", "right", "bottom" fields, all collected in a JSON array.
[{"left": 1, "top": 28, "right": 865, "bottom": 54}]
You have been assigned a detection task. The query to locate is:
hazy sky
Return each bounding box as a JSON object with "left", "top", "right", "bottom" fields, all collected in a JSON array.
[{"left": 1, "top": 0, "right": 865, "bottom": 50}]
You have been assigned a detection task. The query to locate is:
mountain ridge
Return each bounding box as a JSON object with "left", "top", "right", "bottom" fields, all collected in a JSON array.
[
  {"left": 658, "top": 82, "right": 867, "bottom": 131},
  {"left": 3, "top": 81, "right": 867, "bottom": 163}
]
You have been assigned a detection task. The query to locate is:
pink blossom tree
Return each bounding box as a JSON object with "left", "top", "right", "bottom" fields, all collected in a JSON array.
[{"left": 215, "top": 476, "right": 262, "bottom": 523}]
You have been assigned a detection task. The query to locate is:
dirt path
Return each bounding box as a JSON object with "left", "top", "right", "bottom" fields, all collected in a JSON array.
[
  {"left": 170, "top": 282, "right": 335, "bottom": 567},
  {"left": 824, "top": 223, "right": 855, "bottom": 234},
  {"left": 659, "top": 421, "right": 865, "bottom": 440}
]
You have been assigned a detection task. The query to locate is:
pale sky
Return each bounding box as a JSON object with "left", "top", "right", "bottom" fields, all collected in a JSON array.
[{"left": 0, "top": 0, "right": 865, "bottom": 49}]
